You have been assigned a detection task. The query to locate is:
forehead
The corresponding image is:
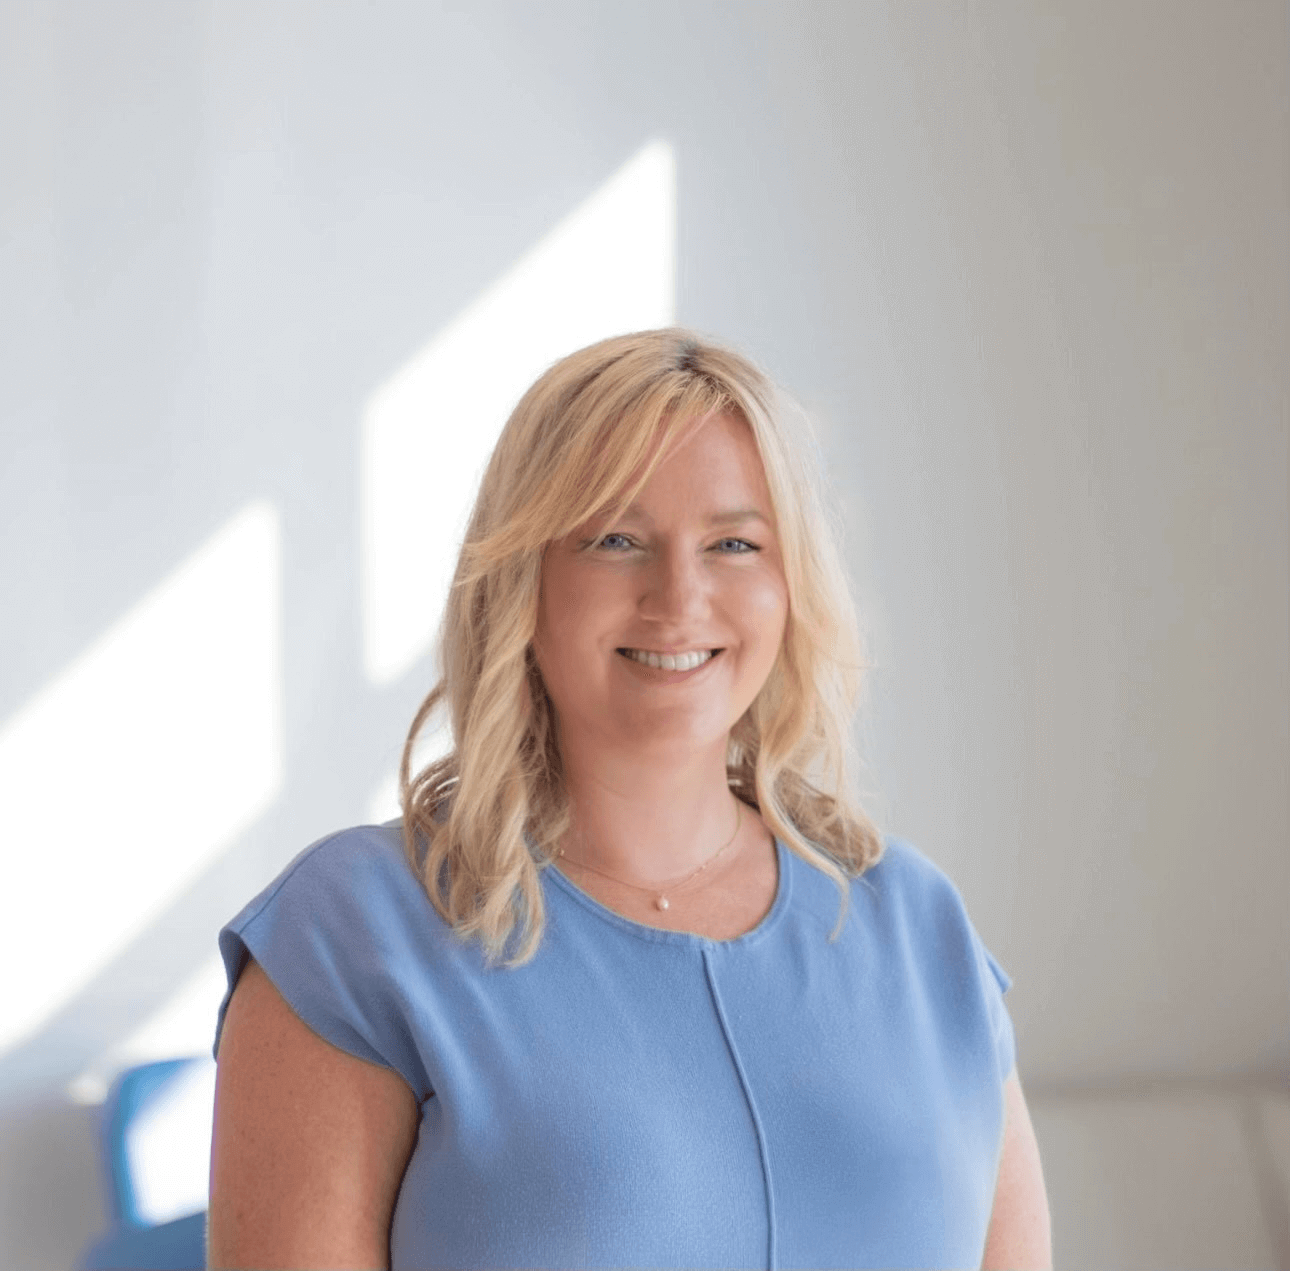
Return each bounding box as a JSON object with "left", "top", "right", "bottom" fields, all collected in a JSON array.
[
  {"left": 611, "top": 410, "right": 768, "bottom": 506},
  {"left": 548, "top": 407, "right": 777, "bottom": 548},
  {"left": 652, "top": 412, "right": 766, "bottom": 492}
]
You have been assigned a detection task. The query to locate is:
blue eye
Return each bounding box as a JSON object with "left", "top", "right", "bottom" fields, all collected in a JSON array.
[
  {"left": 597, "top": 533, "right": 634, "bottom": 551},
  {"left": 714, "top": 537, "right": 757, "bottom": 554}
]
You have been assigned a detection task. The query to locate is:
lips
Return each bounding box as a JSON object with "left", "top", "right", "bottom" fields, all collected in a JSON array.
[{"left": 617, "top": 648, "right": 720, "bottom": 672}]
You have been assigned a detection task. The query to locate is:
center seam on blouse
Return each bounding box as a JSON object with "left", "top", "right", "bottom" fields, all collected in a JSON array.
[{"left": 702, "top": 946, "right": 778, "bottom": 1271}]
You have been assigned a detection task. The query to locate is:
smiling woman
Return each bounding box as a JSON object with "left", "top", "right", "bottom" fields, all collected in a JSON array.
[
  {"left": 533, "top": 412, "right": 790, "bottom": 933},
  {"left": 393, "top": 332, "right": 881, "bottom": 962},
  {"left": 208, "top": 329, "right": 1050, "bottom": 1270}
]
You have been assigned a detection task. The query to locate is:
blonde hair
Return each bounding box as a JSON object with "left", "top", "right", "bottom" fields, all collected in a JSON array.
[{"left": 400, "top": 329, "right": 882, "bottom": 962}]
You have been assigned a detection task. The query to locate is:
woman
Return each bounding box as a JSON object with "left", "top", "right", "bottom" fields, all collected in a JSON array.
[{"left": 208, "top": 330, "right": 1051, "bottom": 1269}]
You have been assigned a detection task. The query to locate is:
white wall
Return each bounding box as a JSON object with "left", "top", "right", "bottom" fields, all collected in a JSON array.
[
  {"left": 817, "top": 1, "right": 1290, "bottom": 1090},
  {"left": 1, "top": 2, "right": 1286, "bottom": 1267}
]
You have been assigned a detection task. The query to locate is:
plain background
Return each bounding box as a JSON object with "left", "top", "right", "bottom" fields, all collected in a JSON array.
[{"left": 1, "top": 3, "right": 1287, "bottom": 1268}]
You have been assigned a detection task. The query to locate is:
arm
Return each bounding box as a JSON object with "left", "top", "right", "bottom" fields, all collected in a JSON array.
[
  {"left": 207, "top": 957, "right": 419, "bottom": 1271},
  {"left": 981, "top": 1071, "right": 1052, "bottom": 1270}
]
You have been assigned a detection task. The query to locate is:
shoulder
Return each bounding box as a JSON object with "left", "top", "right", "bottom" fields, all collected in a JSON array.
[
  {"left": 258, "top": 819, "right": 417, "bottom": 892},
  {"left": 215, "top": 822, "right": 448, "bottom": 1095},
  {"left": 229, "top": 821, "right": 434, "bottom": 938},
  {"left": 780, "top": 832, "right": 1017, "bottom": 1082},
  {"left": 857, "top": 835, "right": 969, "bottom": 912},
  {"left": 859, "top": 837, "right": 995, "bottom": 954},
  {"left": 783, "top": 833, "right": 968, "bottom": 923},
  {"left": 781, "top": 834, "right": 991, "bottom": 966},
  {"left": 863, "top": 837, "right": 1015, "bottom": 1053},
  {"left": 788, "top": 833, "right": 1009, "bottom": 988}
]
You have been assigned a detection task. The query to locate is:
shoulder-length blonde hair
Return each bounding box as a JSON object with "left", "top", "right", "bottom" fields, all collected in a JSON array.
[{"left": 400, "top": 328, "right": 881, "bottom": 962}]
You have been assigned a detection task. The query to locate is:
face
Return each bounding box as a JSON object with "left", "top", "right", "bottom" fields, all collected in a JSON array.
[{"left": 533, "top": 412, "right": 789, "bottom": 761}]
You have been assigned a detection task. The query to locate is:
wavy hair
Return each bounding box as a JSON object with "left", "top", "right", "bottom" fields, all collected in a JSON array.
[{"left": 400, "top": 329, "right": 882, "bottom": 962}]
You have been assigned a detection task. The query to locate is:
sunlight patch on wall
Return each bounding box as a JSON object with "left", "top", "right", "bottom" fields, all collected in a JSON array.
[
  {"left": 0, "top": 503, "right": 283, "bottom": 1057},
  {"left": 366, "top": 710, "right": 455, "bottom": 825},
  {"left": 366, "top": 771, "right": 401, "bottom": 826},
  {"left": 361, "top": 139, "right": 677, "bottom": 685}
]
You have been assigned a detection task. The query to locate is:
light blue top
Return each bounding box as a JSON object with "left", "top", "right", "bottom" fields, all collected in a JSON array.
[{"left": 215, "top": 824, "right": 1015, "bottom": 1270}]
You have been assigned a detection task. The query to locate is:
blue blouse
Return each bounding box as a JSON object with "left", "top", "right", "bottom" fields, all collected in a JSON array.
[{"left": 215, "top": 824, "right": 1015, "bottom": 1269}]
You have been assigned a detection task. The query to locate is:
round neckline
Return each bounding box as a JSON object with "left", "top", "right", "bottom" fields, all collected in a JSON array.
[{"left": 544, "top": 835, "right": 792, "bottom": 949}]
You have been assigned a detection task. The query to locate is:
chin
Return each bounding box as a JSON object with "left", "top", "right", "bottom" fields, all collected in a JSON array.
[{"left": 615, "top": 707, "right": 738, "bottom": 754}]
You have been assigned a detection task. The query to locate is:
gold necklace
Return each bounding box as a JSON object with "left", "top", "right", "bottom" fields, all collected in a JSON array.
[{"left": 556, "top": 799, "right": 743, "bottom": 911}]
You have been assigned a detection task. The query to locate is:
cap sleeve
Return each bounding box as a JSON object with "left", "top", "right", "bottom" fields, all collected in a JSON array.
[
  {"left": 213, "top": 826, "right": 434, "bottom": 1101},
  {"left": 873, "top": 837, "right": 1019, "bottom": 1086},
  {"left": 975, "top": 936, "right": 1017, "bottom": 1082}
]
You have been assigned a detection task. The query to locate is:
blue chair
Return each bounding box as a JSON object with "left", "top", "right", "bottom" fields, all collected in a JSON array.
[{"left": 79, "top": 1057, "right": 211, "bottom": 1270}]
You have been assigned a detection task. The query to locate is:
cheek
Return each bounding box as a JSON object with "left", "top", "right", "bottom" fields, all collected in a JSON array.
[
  {"left": 535, "top": 601, "right": 579, "bottom": 696},
  {"left": 534, "top": 565, "right": 626, "bottom": 692},
  {"left": 743, "top": 574, "right": 790, "bottom": 651},
  {"left": 542, "top": 573, "right": 617, "bottom": 646},
  {"left": 537, "top": 558, "right": 581, "bottom": 645}
]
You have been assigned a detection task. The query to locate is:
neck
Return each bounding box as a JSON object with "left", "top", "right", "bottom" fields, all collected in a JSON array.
[{"left": 556, "top": 733, "right": 740, "bottom": 883}]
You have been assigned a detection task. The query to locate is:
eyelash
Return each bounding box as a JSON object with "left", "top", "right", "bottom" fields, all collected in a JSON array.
[{"left": 590, "top": 533, "right": 759, "bottom": 555}]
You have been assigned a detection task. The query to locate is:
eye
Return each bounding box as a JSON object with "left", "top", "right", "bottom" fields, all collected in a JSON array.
[
  {"left": 595, "top": 532, "right": 635, "bottom": 552},
  {"left": 712, "top": 537, "right": 758, "bottom": 554}
]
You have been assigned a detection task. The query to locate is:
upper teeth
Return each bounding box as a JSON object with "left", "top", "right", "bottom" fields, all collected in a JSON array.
[{"left": 623, "top": 649, "right": 714, "bottom": 672}]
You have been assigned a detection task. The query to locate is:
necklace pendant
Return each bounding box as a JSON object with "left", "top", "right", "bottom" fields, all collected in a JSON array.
[{"left": 656, "top": 895, "right": 670, "bottom": 911}]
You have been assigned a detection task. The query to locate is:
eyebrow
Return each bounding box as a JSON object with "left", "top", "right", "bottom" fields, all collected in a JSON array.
[
  {"left": 613, "top": 504, "right": 770, "bottom": 528},
  {"left": 708, "top": 508, "right": 770, "bottom": 527}
]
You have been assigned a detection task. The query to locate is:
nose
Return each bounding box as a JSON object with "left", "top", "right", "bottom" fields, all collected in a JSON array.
[{"left": 638, "top": 544, "right": 710, "bottom": 627}]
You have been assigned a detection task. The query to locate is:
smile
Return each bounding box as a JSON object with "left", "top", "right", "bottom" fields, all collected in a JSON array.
[{"left": 617, "top": 648, "right": 719, "bottom": 672}]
